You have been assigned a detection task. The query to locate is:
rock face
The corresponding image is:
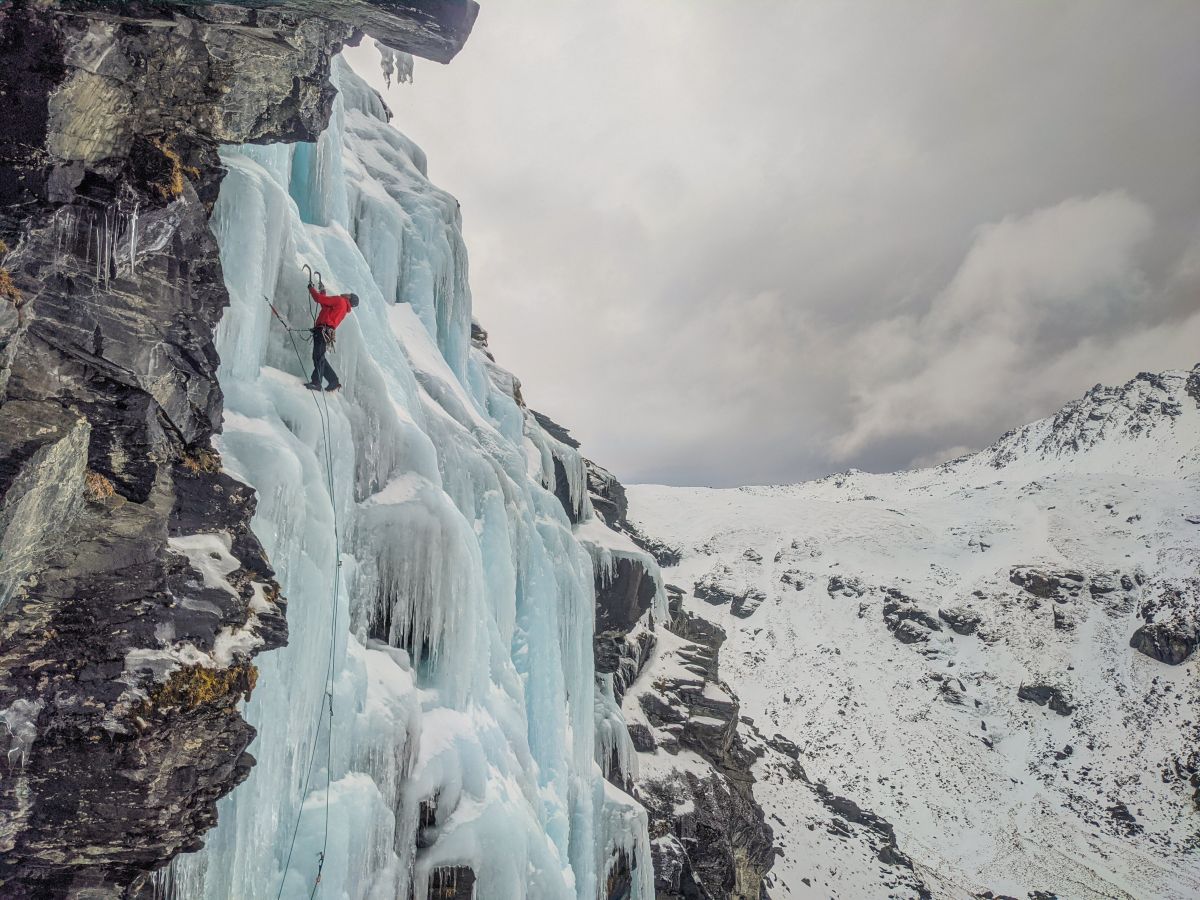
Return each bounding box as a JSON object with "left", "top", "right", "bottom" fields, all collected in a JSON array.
[
  {"left": 0, "top": 1, "right": 475, "bottom": 893},
  {"left": 1129, "top": 580, "right": 1199, "bottom": 665},
  {"left": 586, "top": 458, "right": 683, "bottom": 568},
  {"left": 882, "top": 587, "right": 942, "bottom": 644},
  {"left": 1009, "top": 567, "right": 1085, "bottom": 601},
  {"left": 1017, "top": 683, "right": 1076, "bottom": 717},
  {"left": 629, "top": 591, "right": 775, "bottom": 899},
  {"left": 207, "top": 1, "right": 479, "bottom": 63},
  {"left": 555, "top": 436, "right": 774, "bottom": 897},
  {"left": 938, "top": 605, "right": 982, "bottom": 635}
]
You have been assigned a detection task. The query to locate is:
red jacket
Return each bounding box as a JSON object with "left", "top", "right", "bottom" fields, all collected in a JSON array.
[{"left": 310, "top": 286, "right": 353, "bottom": 329}]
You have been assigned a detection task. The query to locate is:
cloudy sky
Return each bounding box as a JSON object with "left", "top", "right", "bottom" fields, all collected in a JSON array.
[{"left": 347, "top": 1, "right": 1200, "bottom": 487}]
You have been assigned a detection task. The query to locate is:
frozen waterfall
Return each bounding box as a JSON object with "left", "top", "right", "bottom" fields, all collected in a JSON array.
[{"left": 167, "top": 56, "right": 652, "bottom": 899}]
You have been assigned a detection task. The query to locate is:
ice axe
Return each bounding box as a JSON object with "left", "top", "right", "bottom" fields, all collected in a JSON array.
[{"left": 301, "top": 263, "right": 325, "bottom": 292}]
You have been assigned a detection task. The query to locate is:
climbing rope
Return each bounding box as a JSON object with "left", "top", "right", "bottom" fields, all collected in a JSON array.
[{"left": 265, "top": 290, "right": 343, "bottom": 899}]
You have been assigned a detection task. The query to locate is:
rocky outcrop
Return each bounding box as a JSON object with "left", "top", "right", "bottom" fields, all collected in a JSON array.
[
  {"left": 1009, "top": 567, "right": 1085, "bottom": 601},
  {"left": 882, "top": 587, "right": 942, "bottom": 644},
  {"left": 938, "top": 605, "right": 982, "bottom": 635},
  {"left": 597, "top": 555, "right": 659, "bottom": 638},
  {"left": 693, "top": 567, "right": 766, "bottom": 619},
  {"left": 579, "top": 461, "right": 773, "bottom": 897},
  {"left": 1188, "top": 368, "right": 1200, "bottom": 407},
  {"left": 828, "top": 574, "right": 867, "bottom": 598},
  {"left": 1008, "top": 565, "right": 1146, "bottom": 634},
  {"left": 641, "top": 760, "right": 772, "bottom": 900},
  {"left": 1131, "top": 624, "right": 1197, "bottom": 666},
  {"left": 633, "top": 591, "right": 774, "bottom": 899},
  {"left": 0, "top": 1, "right": 475, "bottom": 893},
  {"left": 1017, "top": 683, "right": 1075, "bottom": 717},
  {"left": 694, "top": 571, "right": 743, "bottom": 608},
  {"left": 587, "top": 459, "right": 682, "bottom": 568},
  {"left": 1129, "top": 580, "right": 1199, "bottom": 665},
  {"left": 586, "top": 457, "right": 626, "bottom": 523},
  {"left": 594, "top": 550, "right": 660, "bottom": 709}
]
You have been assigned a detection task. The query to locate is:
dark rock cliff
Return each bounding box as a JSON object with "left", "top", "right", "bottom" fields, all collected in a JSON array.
[
  {"left": 530, "top": 414, "right": 665, "bottom": 697},
  {"left": 531, "top": 410, "right": 774, "bottom": 897},
  {"left": 1129, "top": 579, "right": 1199, "bottom": 665},
  {"left": 634, "top": 588, "right": 775, "bottom": 900},
  {"left": 0, "top": 2, "right": 475, "bottom": 895}
]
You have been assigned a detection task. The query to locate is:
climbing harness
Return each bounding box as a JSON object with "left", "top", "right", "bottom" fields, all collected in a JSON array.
[
  {"left": 315, "top": 323, "right": 337, "bottom": 351},
  {"left": 266, "top": 277, "right": 343, "bottom": 899}
]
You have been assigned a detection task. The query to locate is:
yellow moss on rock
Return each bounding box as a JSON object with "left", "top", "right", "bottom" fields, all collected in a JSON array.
[
  {"left": 143, "top": 663, "right": 258, "bottom": 713},
  {"left": 181, "top": 447, "right": 220, "bottom": 475},
  {"left": 151, "top": 139, "right": 200, "bottom": 201},
  {"left": 84, "top": 470, "right": 116, "bottom": 501},
  {"left": 0, "top": 268, "right": 21, "bottom": 303}
]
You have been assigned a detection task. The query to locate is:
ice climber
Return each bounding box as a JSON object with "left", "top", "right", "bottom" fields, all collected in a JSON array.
[{"left": 305, "top": 282, "right": 358, "bottom": 392}]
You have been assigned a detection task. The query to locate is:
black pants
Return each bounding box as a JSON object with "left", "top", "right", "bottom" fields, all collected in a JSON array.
[{"left": 310, "top": 327, "right": 339, "bottom": 389}]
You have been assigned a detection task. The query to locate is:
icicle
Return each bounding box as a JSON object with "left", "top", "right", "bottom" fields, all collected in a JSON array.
[
  {"left": 1, "top": 699, "right": 44, "bottom": 767},
  {"left": 375, "top": 41, "right": 414, "bottom": 88},
  {"left": 93, "top": 211, "right": 102, "bottom": 285},
  {"left": 105, "top": 207, "right": 113, "bottom": 286},
  {"left": 128, "top": 201, "right": 139, "bottom": 276},
  {"left": 594, "top": 675, "right": 638, "bottom": 786}
]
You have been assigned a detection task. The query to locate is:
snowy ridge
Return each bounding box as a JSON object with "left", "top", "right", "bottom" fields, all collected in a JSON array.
[
  {"left": 965, "top": 368, "right": 1200, "bottom": 478},
  {"left": 169, "top": 58, "right": 652, "bottom": 898},
  {"left": 629, "top": 369, "right": 1200, "bottom": 899}
]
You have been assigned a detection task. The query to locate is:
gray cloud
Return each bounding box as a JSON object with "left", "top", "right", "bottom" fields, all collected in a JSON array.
[{"left": 346, "top": 1, "right": 1200, "bottom": 487}]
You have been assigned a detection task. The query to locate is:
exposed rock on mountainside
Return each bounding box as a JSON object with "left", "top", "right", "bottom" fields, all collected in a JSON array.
[
  {"left": 621, "top": 589, "right": 775, "bottom": 898},
  {"left": 0, "top": 2, "right": 474, "bottom": 892},
  {"left": 881, "top": 587, "right": 943, "bottom": 645},
  {"left": 202, "top": 0, "right": 479, "bottom": 62},
  {"left": 1009, "top": 566, "right": 1085, "bottom": 601},
  {"left": 1017, "top": 683, "right": 1076, "bottom": 717},
  {"left": 628, "top": 367, "right": 1200, "bottom": 899},
  {"left": 583, "top": 453, "right": 682, "bottom": 569},
  {"left": 530, "top": 415, "right": 663, "bottom": 698},
  {"left": 1129, "top": 579, "right": 1199, "bottom": 665},
  {"left": 522, "top": 406, "right": 778, "bottom": 898}
]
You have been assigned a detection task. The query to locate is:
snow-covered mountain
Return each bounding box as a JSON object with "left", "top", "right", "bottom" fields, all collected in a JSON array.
[
  {"left": 627, "top": 368, "right": 1200, "bottom": 900},
  {"left": 1, "top": 3, "right": 1194, "bottom": 898}
]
